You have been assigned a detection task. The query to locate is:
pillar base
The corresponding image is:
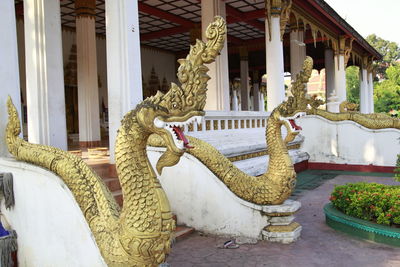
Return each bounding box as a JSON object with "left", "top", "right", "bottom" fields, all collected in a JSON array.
[
  {"left": 79, "top": 140, "right": 101, "bottom": 148},
  {"left": 262, "top": 200, "right": 302, "bottom": 244}
]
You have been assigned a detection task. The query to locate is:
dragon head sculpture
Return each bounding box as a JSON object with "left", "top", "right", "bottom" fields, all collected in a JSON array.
[
  {"left": 271, "top": 56, "right": 322, "bottom": 143},
  {"left": 135, "top": 16, "right": 226, "bottom": 174}
]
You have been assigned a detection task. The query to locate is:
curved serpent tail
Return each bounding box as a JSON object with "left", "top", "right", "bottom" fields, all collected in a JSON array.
[
  {"left": 306, "top": 108, "right": 400, "bottom": 129},
  {"left": 6, "top": 96, "right": 22, "bottom": 156},
  {"left": 6, "top": 96, "right": 120, "bottom": 237}
]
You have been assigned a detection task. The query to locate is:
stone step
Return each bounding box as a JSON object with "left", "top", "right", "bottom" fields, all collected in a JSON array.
[
  {"left": 172, "top": 214, "right": 195, "bottom": 241},
  {"left": 173, "top": 226, "right": 195, "bottom": 241},
  {"left": 80, "top": 150, "right": 195, "bottom": 242},
  {"left": 189, "top": 129, "right": 304, "bottom": 159},
  {"left": 233, "top": 149, "right": 310, "bottom": 176}
]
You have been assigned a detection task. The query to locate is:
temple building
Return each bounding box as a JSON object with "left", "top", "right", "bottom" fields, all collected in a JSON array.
[
  {"left": 0, "top": 0, "right": 381, "bottom": 161},
  {"left": 2, "top": 2, "right": 400, "bottom": 264}
]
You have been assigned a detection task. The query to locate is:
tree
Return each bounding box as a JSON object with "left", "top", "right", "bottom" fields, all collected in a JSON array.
[
  {"left": 366, "top": 34, "right": 400, "bottom": 79},
  {"left": 346, "top": 66, "right": 360, "bottom": 104},
  {"left": 374, "top": 64, "right": 400, "bottom": 113}
]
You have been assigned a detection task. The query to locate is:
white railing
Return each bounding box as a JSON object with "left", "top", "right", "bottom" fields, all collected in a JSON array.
[{"left": 186, "top": 111, "right": 270, "bottom": 133}]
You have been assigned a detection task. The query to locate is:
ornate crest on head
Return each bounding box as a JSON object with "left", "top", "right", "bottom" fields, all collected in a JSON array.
[
  {"left": 271, "top": 56, "right": 321, "bottom": 143},
  {"left": 277, "top": 56, "right": 323, "bottom": 117},
  {"left": 143, "top": 16, "right": 226, "bottom": 116},
  {"left": 135, "top": 16, "right": 227, "bottom": 174}
]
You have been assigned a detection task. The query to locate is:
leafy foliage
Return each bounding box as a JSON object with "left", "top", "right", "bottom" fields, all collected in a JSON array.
[
  {"left": 374, "top": 64, "right": 400, "bottom": 113},
  {"left": 396, "top": 155, "right": 400, "bottom": 182},
  {"left": 330, "top": 183, "right": 400, "bottom": 225},
  {"left": 346, "top": 66, "right": 360, "bottom": 104},
  {"left": 366, "top": 34, "right": 400, "bottom": 79}
]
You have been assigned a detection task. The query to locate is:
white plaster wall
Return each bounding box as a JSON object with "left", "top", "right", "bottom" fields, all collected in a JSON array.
[
  {"left": 147, "top": 147, "right": 270, "bottom": 239},
  {"left": 298, "top": 115, "right": 400, "bottom": 166},
  {"left": 141, "top": 47, "right": 177, "bottom": 85},
  {"left": 0, "top": 158, "right": 106, "bottom": 267}
]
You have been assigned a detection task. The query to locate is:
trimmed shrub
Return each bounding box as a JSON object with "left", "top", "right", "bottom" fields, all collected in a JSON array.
[
  {"left": 395, "top": 154, "right": 400, "bottom": 182},
  {"left": 330, "top": 183, "right": 400, "bottom": 226}
]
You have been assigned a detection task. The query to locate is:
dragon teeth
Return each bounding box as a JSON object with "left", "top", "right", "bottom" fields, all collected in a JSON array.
[{"left": 160, "top": 115, "right": 204, "bottom": 130}]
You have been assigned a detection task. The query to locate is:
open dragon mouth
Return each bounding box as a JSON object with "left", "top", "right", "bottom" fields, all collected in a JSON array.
[
  {"left": 154, "top": 116, "right": 203, "bottom": 150},
  {"left": 172, "top": 126, "right": 192, "bottom": 148},
  {"left": 289, "top": 119, "right": 302, "bottom": 131},
  {"left": 283, "top": 112, "right": 306, "bottom": 132}
]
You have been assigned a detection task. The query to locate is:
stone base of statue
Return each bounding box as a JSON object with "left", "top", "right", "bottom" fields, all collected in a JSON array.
[{"left": 262, "top": 200, "right": 302, "bottom": 244}]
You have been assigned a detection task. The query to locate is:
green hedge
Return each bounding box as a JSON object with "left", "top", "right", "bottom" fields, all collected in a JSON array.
[
  {"left": 330, "top": 183, "right": 400, "bottom": 226},
  {"left": 395, "top": 154, "right": 400, "bottom": 182}
]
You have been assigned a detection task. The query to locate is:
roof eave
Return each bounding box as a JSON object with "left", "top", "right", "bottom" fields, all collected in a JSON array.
[{"left": 310, "top": 0, "right": 382, "bottom": 60}]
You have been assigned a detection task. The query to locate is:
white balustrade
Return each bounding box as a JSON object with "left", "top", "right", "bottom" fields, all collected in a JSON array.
[{"left": 188, "top": 111, "right": 270, "bottom": 133}]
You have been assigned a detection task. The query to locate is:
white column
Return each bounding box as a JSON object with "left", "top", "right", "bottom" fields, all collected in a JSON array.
[
  {"left": 266, "top": 16, "right": 285, "bottom": 111},
  {"left": 240, "top": 55, "right": 250, "bottom": 110},
  {"left": 253, "top": 83, "right": 260, "bottom": 111},
  {"left": 260, "top": 93, "right": 265, "bottom": 111},
  {"left": 0, "top": 0, "right": 22, "bottom": 157},
  {"left": 24, "top": 0, "right": 67, "bottom": 150},
  {"left": 334, "top": 54, "right": 347, "bottom": 103},
  {"left": 232, "top": 88, "right": 239, "bottom": 111},
  {"left": 106, "top": 0, "right": 143, "bottom": 163},
  {"left": 76, "top": 0, "right": 101, "bottom": 147},
  {"left": 324, "top": 48, "right": 335, "bottom": 103},
  {"left": 359, "top": 67, "right": 368, "bottom": 114},
  {"left": 368, "top": 72, "right": 374, "bottom": 113},
  {"left": 298, "top": 29, "right": 306, "bottom": 66},
  {"left": 201, "top": 0, "right": 230, "bottom": 111},
  {"left": 290, "top": 30, "right": 301, "bottom": 78}
]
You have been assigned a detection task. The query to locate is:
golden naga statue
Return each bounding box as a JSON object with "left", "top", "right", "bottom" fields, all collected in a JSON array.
[
  {"left": 6, "top": 17, "right": 226, "bottom": 266},
  {"left": 150, "top": 57, "right": 316, "bottom": 205},
  {"left": 339, "top": 101, "right": 359, "bottom": 112},
  {"left": 307, "top": 102, "right": 400, "bottom": 130}
]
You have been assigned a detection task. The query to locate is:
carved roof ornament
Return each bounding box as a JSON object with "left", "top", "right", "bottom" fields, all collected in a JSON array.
[
  {"left": 338, "top": 36, "right": 354, "bottom": 67},
  {"left": 362, "top": 56, "right": 375, "bottom": 78},
  {"left": 75, "top": 0, "right": 96, "bottom": 18},
  {"left": 265, "top": 0, "right": 292, "bottom": 41},
  {"left": 366, "top": 56, "right": 374, "bottom": 75}
]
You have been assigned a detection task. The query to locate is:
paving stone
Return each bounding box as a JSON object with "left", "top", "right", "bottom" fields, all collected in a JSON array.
[{"left": 167, "top": 175, "right": 400, "bottom": 266}]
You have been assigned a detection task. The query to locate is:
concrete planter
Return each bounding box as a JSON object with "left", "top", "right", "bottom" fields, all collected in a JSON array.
[{"left": 324, "top": 203, "right": 400, "bottom": 247}]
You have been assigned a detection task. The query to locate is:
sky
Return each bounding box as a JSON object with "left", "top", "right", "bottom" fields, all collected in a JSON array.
[{"left": 324, "top": 0, "right": 400, "bottom": 45}]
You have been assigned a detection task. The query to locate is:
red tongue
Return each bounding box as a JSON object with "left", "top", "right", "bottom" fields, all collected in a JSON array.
[
  {"left": 289, "top": 119, "right": 302, "bottom": 131},
  {"left": 172, "top": 126, "right": 193, "bottom": 148}
]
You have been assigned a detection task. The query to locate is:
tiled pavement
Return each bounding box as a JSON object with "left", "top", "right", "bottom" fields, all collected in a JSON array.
[
  {"left": 70, "top": 143, "right": 400, "bottom": 266},
  {"left": 166, "top": 175, "right": 400, "bottom": 267}
]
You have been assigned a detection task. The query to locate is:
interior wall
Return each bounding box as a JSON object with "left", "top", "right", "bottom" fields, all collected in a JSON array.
[
  {"left": 16, "top": 19, "right": 25, "bottom": 120},
  {"left": 15, "top": 19, "right": 178, "bottom": 136},
  {"left": 16, "top": 20, "right": 178, "bottom": 105},
  {"left": 140, "top": 46, "right": 178, "bottom": 87},
  {"left": 96, "top": 36, "right": 108, "bottom": 109}
]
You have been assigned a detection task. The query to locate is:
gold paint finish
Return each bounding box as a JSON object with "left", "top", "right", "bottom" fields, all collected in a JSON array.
[
  {"left": 265, "top": 222, "right": 300, "bottom": 232},
  {"left": 227, "top": 143, "right": 301, "bottom": 162},
  {"left": 264, "top": 212, "right": 296, "bottom": 217},
  {"left": 307, "top": 108, "right": 400, "bottom": 129},
  {"left": 6, "top": 17, "right": 226, "bottom": 266},
  {"left": 339, "top": 101, "right": 359, "bottom": 112},
  {"left": 149, "top": 57, "right": 315, "bottom": 205}
]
